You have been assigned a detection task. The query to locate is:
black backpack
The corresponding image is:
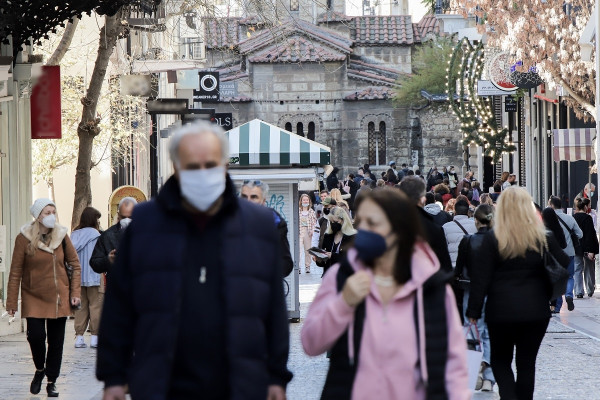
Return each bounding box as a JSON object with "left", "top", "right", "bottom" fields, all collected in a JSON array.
[{"left": 320, "top": 256, "right": 452, "bottom": 400}]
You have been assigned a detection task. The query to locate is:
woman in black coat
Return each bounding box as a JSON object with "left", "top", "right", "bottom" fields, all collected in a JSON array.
[
  {"left": 319, "top": 206, "right": 356, "bottom": 275},
  {"left": 573, "top": 197, "right": 599, "bottom": 297},
  {"left": 467, "top": 187, "right": 569, "bottom": 400}
]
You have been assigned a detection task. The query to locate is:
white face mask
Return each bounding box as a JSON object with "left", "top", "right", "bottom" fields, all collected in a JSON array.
[
  {"left": 179, "top": 166, "right": 226, "bottom": 212},
  {"left": 41, "top": 214, "right": 56, "bottom": 229},
  {"left": 302, "top": 202, "right": 310, "bottom": 208},
  {"left": 120, "top": 218, "right": 132, "bottom": 228}
]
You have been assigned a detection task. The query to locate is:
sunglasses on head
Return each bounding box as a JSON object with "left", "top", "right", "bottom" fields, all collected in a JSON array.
[{"left": 243, "top": 180, "right": 264, "bottom": 186}]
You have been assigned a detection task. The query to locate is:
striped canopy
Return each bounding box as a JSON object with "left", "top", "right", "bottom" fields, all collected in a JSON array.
[
  {"left": 226, "top": 119, "right": 331, "bottom": 166},
  {"left": 552, "top": 128, "right": 596, "bottom": 162}
]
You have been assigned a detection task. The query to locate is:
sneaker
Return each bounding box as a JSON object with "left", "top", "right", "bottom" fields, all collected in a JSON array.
[
  {"left": 90, "top": 335, "right": 99, "bottom": 349},
  {"left": 566, "top": 296, "right": 575, "bottom": 311},
  {"left": 305, "top": 267, "right": 311, "bottom": 273},
  {"left": 475, "top": 375, "right": 483, "bottom": 391},
  {"left": 576, "top": 294, "right": 584, "bottom": 299},
  {"left": 30, "top": 369, "right": 45, "bottom": 394},
  {"left": 481, "top": 380, "right": 493, "bottom": 392},
  {"left": 74, "top": 335, "right": 87, "bottom": 348},
  {"left": 589, "top": 292, "right": 595, "bottom": 297}
]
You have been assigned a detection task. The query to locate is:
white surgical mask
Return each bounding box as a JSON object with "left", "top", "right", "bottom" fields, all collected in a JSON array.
[
  {"left": 179, "top": 166, "right": 226, "bottom": 212},
  {"left": 302, "top": 202, "right": 310, "bottom": 208},
  {"left": 120, "top": 218, "right": 132, "bottom": 229},
  {"left": 591, "top": 191, "right": 595, "bottom": 198},
  {"left": 41, "top": 214, "right": 56, "bottom": 229}
]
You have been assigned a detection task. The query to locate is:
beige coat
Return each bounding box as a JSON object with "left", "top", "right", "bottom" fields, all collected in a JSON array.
[{"left": 6, "top": 223, "right": 81, "bottom": 319}]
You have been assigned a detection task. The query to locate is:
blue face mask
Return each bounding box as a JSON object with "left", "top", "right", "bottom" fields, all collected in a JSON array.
[{"left": 354, "top": 229, "right": 388, "bottom": 264}]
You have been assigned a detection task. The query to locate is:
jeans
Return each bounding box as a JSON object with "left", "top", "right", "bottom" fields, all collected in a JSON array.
[
  {"left": 488, "top": 319, "right": 549, "bottom": 400},
  {"left": 555, "top": 256, "right": 575, "bottom": 311},
  {"left": 26, "top": 318, "right": 67, "bottom": 382},
  {"left": 574, "top": 255, "right": 596, "bottom": 296},
  {"left": 463, "top": 290, "right": 495, "bottom": 383}
]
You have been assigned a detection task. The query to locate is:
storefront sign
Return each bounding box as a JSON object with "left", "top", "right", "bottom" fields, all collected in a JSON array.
[
  {"left": 108, "top": 186, "right": 147, "bottom": 226},
  {"left": 219, "top": 81, "right": 238, "bottom": 98},
  {"left": 31, "top": 66, "right": 62, "bottom": 139},
  {"left": 477, "top": 80, "right": 516, "bottom": 96},
  {"left": 505, "top": 96, "right": 518, "bottom": 112},
  {"left": 147, "top": 98, "right": 189, "bottom": 114},
  {"left": 212, "top": 113, "right": 233, "bottom": 130},
  {"left": 193, "top": 72, "right": 219, "bottom": 101}
]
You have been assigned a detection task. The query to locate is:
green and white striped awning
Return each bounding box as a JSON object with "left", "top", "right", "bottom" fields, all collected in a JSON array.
[{"left": 226, "top": 119, "right": 331, "bottom": 166}]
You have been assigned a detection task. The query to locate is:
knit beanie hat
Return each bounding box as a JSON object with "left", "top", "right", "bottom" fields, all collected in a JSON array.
[{"left": 30, "top": 198, "right": 56, "bottom": 219}]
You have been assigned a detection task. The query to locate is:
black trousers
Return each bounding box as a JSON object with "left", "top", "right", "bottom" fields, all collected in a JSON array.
[
  {"left": 487, "top": 319, "right": 549, "bottom": 400},
  {"left": 26, "top": 318, "right": 67, "bottom": 382}
]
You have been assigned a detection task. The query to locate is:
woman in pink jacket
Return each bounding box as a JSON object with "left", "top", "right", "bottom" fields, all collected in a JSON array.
[{"left": 302, "top": 188, "right": 470, "bottom": 400}]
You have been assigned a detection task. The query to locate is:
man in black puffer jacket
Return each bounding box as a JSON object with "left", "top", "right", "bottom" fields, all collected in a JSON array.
[{"left": 97, "top": 122, "right": 292, "bottom": 400}]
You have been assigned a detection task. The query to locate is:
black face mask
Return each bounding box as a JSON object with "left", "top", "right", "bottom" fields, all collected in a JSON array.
[
  {"left": 323, "top": 208, "right": 331, "bottom": 215},
  {"left": 331, "top": 222, "right": 342, "bottom": 232}
]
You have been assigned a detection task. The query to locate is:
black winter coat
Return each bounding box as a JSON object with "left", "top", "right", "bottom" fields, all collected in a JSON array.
[
  {"left": 466, "top": 230, "right": 569, "bottom": 323},
  {"left": 96, "top": 175, "right": 292, "bottom": 399},
  {"left": 89, "top": 223, "right": 125, "bottom": 274},
  {"left": 573, "top": 212, "right": 599, "bottom": 255},
  {"left": 418, "top": 207, "right": 453, "bottom": 272},
  {"left": 455, "top": 226, "right": 490, "bottom": 283},
  {"left": 273, "top": 209, "right": 294, "bottom": 276},
  {"left": 326, "top": 174, "right": 339, "bottom": 191}
]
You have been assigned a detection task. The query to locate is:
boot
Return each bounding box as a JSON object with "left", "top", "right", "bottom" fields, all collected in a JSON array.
[
  {"left": 47, "top": 382, "right": 59, "bottom": 397},
  {"left": 30, "top": 369, "right": 45, "bottom": 394}
]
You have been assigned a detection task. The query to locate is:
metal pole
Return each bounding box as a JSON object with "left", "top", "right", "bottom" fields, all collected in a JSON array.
[{"left": 150, "top": 113, "right": 158, "bottom": 198}]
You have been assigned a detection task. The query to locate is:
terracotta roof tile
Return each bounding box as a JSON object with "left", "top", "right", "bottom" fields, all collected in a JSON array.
[
  {"left": 347, "top": 59, "right": 404, "bottom": 86},
  {"left": 249, "top": 36, "right": 347, "bottom": 63},
  {"left": 350, "top": 16, "right": 419, "bottom": 45},
  {"left": 204, "top": 18, "right": 241, "bottom": 49},
  {"left": 417, "top": 14, "right": 440, "bottom": 37},
  {"left": 344, "top": 87, "right": 395, "bottom": 101},
  {"left": 317, "top": 11, "right": 351, "bottom": 23}
]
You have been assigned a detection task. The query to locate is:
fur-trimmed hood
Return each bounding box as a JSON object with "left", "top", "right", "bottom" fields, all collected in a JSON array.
[{"left": 20, "top": 222, "right": 68, "bottom": 254}]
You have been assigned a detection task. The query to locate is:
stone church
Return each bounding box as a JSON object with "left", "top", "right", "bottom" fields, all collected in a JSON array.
[{"left": 198, "top": 2, "right": 463, "bottom": 174}]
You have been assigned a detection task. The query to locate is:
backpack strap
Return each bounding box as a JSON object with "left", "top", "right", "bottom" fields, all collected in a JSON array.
[
  {"left": 453, "top": 220, "right": 469, "bottom": 235},
  {"left": 414, "top": 270, "right": 451, "bottom": 400}
]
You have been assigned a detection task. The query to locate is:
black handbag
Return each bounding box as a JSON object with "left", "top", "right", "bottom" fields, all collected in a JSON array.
[
  {"left": 543, "top": 249, "right": 569, "bottom": 300},
  {"left": 557, "top": 216, "right": 582, "bottom": 255}
]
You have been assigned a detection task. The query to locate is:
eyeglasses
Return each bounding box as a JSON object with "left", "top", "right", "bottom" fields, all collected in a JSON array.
[{"left": 243, "top": 180, "right": 264, "bottom": 186}]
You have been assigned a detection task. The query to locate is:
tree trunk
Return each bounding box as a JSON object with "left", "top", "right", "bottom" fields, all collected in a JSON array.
[
  {"left": 46, "top": 18, "right": 79, "bottom": 66},
  {"left": 71, "top": 10, "right": 124, "bottom": 229}
]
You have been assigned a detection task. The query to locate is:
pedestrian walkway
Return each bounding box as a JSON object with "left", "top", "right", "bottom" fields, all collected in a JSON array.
[
  {"left": 287, "top": 271, "right": 600, "bottom": 400},
  {"left": 1, "top": 279, "right": 599, "bottom": 399}
]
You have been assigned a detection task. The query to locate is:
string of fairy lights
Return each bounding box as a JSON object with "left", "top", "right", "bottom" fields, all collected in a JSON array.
[{"left": 446, "top": 37, "right": 516, "bottom": 164}]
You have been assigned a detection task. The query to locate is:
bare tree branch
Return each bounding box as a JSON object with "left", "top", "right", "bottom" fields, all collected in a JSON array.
[{"left": 46, "top": 18, "right": 79, "bottom": 66}]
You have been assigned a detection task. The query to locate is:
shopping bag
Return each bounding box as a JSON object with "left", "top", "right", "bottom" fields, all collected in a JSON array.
[{"left": 464, "top": 323, "right": 483, "bottom": 391}]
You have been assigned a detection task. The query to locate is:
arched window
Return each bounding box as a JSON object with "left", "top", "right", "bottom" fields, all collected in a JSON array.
[
  {"left": 307, "top": 122, "right": 315, "bottom": 141},
  {"left": 285, "top": 122, "right": 292, "bottom": 132},
  {"left": 297, "top": 122, "right": 304, "bottom": 137},
  {"left": 368, "top": 121, "right": 387, "bottom": 165}
]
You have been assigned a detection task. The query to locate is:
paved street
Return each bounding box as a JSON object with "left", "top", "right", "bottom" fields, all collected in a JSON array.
[{"left": 1, "top": 269, "right": 600, "bottom": 399}]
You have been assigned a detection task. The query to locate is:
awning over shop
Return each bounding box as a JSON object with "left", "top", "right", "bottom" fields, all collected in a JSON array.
[
  {"left": 227, "top": 119, "right": 331, "bottom": 166},
  {"left": 552, "top": 128, "right": 596, "bottom": 162}
]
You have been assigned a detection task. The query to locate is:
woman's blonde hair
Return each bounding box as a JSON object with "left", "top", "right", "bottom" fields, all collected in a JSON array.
[
  {"left": 329, "top": 188, "right": 349, "bottom": 208},
  {"left": 26, "top": 221, "right": 51, "bottom": 256},
  {"left": 325, "top": 206, "right": 357, "bottom": 236},
  {"left": 494, "top": 187, "right": 546, "bottom": 259},
  {"left": 445, "top": 198, "right": 457, "bottom": 213}
]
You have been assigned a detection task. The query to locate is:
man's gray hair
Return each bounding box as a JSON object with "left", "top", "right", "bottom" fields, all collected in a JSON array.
[
  {"left": 118, "top": 197, "right": 138, "bottom": 211},
  {"left": 242, "top": 180, "right": 269, "bottom": 198},
  {"left": 168, "top": 121, "right": 230, "bottom": 167},
  {"left": 585, "top": 183, "right": 596, "bottom": 190}
]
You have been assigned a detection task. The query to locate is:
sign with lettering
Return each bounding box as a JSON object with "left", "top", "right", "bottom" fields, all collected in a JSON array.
[
  {"left": 212, "top": 113, "right": 233, "bottom": 130},
  {"left": 219, "top": 81, "right": 238, "bottom": 98},
  {"left": 31, "top": 66, "right": 61, "bottom": 139},
  {"left": 477, "top": 80, "right": 516, "bottom": 96},
  {"left": 505, "top": 96, "right": 518, "bottom": 112},
  {"left": 194, "top": 72, "right": 219, "bottom": 101}
]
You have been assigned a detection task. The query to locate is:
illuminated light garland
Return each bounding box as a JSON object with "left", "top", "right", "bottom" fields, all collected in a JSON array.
[{"left": 446, "top": 37, "right": 516, "bottom": 163}]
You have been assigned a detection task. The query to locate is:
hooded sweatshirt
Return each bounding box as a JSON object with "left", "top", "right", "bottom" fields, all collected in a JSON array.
[
  {"left": 70, "top": 227, "right": 101, "bottom": 287},
  {"left": 301, "top": 245, "right": 470, "bottom": 400}
]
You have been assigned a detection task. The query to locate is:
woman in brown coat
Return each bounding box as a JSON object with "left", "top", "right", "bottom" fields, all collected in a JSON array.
[{"left": 6, "top": 198, "right": 81, "bottom": 397}]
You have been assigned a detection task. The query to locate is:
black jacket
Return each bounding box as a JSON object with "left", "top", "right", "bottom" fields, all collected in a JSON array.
[
  {"left": 326, "top": 174, "right": 339, "bottom": 191},
  {"left": 273, "top": 209, "right": 294, "bottom": 276},
  {"left": 96, "top": 175, "right": 292, "bottom": 399},
  {"left": 573, "top": 212, "right": 599, "bottom": 255},
  {"left": 89, "top": 222, "right": 125, "bottom": 274},
  {"left": 320, "top": 233, "right": 354, "bottom": 274},
  {"left": 455, "top": 226, "right": 490, "bottom": 283},
  {"left": 466, "top": 230, "right": 569, "bottom": 323},
  {"left": 417, "top": 207, "right": 453, "bottom": 273}
]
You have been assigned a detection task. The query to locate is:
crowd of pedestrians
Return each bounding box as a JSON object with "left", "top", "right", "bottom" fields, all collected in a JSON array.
[{"left": 3, "top": 119, "right": 597, "bottom": 400}]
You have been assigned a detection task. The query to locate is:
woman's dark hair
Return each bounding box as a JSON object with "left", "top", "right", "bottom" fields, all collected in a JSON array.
[
  {"left": 474, "top": 204, "right": 494, "bottom": 226},
  {"left": 541, "top": 207, "right": 567, "bottom": 249},
  {"left": 493, "top": 184, "right": 502, "bottom": 193},
  {"left": 386, "top": 169, "right": 398, "bottom": 184},
  {"left": 75, "top": 207, "right": 101, "bottom": 231},
  {"left": 433, "top": 183, "right": 450, "bottom": 195},
  {"left": 472, "top": 181, "right": 481, "bottom": 191},
  {"left": 575, "top": 197, "right": 590, "bottom": 211},
  {"left": 354, "top": 188, "right": 424, "bottom": 284}
]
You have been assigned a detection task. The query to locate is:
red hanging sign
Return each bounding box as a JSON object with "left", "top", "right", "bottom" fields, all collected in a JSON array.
[{"left": 31, "top": 65, "right": 62, "bottom": 139}]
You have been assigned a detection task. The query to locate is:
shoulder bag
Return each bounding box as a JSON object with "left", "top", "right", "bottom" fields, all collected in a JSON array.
[
  {"left": 61, "top": 240, "right": 79, "bottom": 310},
  {"left": 544, "top": 249, "right": 569, "bottom": 300},
  {"left": 557, "top": 216, "right": 582, "bottom": 254}
]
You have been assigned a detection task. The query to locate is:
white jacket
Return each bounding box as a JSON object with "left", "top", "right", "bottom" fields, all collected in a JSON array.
[{"left": 443, "top": 215, "right": 477, "bottom": 267}]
